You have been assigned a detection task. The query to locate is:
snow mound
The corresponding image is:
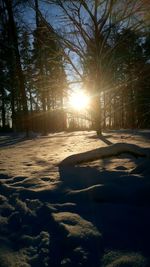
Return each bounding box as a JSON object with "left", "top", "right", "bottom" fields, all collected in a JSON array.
[
  {"left": 102, "top": 251, "right": 148, "bottom": 267},
  {"left": 130, "top": 158, "right": 150, "bottom": 175},
  {"left": 53, "top": 212, "right": 101, "bottom": 240},
  {"left": 52, "top": 212, "right": 103, "bottom": 266},
  {"left": 60, "top": 142, "right": 150, "bottom": 166}
]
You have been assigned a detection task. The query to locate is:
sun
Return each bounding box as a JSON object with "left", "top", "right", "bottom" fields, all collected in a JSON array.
[{"left": 69, "top": 91, "right": 90, "bottom": 110}]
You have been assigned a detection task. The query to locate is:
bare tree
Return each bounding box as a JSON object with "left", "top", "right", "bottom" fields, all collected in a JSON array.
[{"left": 44, "top": 0, "right": 148, "bottom": 134}]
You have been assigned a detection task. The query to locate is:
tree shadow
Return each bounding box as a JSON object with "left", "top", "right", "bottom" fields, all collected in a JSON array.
[
  {"left": 88, "top": 133, "right": 113, "bottom": 145},
  {"left": 134, "top": 130, "right": 150, "bottom": 142},
  {"left": 98, "top": 134, "right": 113, "bottom": 145},
  {"left": 0, "top": 134, "right": 28, "bottom": 147}
]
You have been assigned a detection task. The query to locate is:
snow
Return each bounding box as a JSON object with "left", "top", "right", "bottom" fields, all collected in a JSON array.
[{"left": 0, "top": 130, "right": 150, "bottom": 267}]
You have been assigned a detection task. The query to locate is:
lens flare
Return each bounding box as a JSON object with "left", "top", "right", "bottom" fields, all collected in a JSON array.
[{"left": 69, "top": 91, "right": 90, "bottom": 110}]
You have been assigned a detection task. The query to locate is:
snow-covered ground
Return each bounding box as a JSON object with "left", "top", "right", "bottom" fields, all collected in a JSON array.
[{"left": 0, "top": 130, "right": 150, "bottom": 267}]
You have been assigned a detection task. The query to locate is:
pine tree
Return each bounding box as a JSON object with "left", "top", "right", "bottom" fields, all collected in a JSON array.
[
  {"left": 111, "top": 29, "right": 145, "bottom": 128},
  {"left": 32, "top": 5, "right": 66, "bottom": 112},
  {"left": 3, "top": 0, "right": 29, "bottom": 134}
]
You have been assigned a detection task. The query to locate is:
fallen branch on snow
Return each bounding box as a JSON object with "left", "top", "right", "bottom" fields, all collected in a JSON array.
[{"left": 59, "top": 143, "right": 150, "bottom": 167}]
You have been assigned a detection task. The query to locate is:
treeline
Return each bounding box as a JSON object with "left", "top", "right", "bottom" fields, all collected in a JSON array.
[
  {"left": 0, "top": 0, "right": 67, "bottom": 133},
  {"left": 100, "top": 29, "right": 150, "bottom": 129},
  {"left": 80, "top": 1, "right": 150, "bottom": 131},
  {"left": 0, "top": 0, "right": 150, "bottom": 133}
]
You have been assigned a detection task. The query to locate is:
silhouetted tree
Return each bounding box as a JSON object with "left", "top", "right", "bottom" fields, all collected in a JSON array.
[
  {"left": 32, "top": 0, "right": 67, "bottom": 112},
  {"left": 46, "top": 0, "right": 148, "bottom": 134},
  {"left": 2, "top": 0, "right": 29, "bottom": 134}
]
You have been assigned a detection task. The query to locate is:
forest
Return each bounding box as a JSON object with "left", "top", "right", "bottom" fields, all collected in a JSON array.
[
  {"left": 0, "top": 0, "right": 150, "bottom": 134},
  {"left": 1, "top": 2, "right": 150, "bottom": 267}
]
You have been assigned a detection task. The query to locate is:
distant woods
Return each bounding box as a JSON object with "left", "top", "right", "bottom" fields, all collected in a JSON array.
[
  {"left": 0, "top": 0, "right": 150, "bottom": 134},
  {"left": 0, "top": 0, "right": 67, "bottom": 133}
]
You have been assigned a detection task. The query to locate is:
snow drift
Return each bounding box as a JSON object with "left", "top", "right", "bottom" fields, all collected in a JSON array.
[{"left": 0, "top": 131, "right": 150, "bottom": 267}]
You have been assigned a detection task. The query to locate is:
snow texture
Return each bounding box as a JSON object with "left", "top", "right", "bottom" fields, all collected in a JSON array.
[{"left": 0, "top": 130, "right": 150, "bottom": 267}]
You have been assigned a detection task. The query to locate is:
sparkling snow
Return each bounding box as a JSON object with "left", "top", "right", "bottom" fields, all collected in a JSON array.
[{"left": 0, "top": 130, "right": 150, "bottom": 267}]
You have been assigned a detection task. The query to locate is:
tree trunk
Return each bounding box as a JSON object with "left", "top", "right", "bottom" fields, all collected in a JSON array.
[
  {"left": 35, "top": 0, "right": 39, "bottom": 27},
  {"left": 4, "top": 0, "right": 29, "bottom": 135},
  {"left": 103, "top": 91, "right": 106, "bottom": 129},
  {"left": 1, "top": 87, "right": 6, "bottom": 128},
  {"left": 92, "top": 95, "right": 102, "bottom": 135}
]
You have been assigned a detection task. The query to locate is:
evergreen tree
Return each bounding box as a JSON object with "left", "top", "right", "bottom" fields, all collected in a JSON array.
[
  {"left": 0, "top": 1, "right": 14, "bottom": 129},
  {"left": 20, "top": 29, "right": 35, "bottom": 112},
  {"left": 32, "top": 0, "right": 67, "bottom": 112},
  {"left": 110, "top": 29, "right": 145, "bottom": 128},
  {"left": 2, "top": 0, "right": 29, "bottom": 134}
]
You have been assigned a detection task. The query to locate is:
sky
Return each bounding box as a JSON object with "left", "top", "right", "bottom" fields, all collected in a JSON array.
[{"left": 20, "top": 1, "right": 61, "bottom": 31}]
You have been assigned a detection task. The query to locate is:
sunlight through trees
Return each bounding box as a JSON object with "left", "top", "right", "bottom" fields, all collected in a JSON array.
[{"left": 0, "top": 0, "right": 150, "bottom": 133}]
